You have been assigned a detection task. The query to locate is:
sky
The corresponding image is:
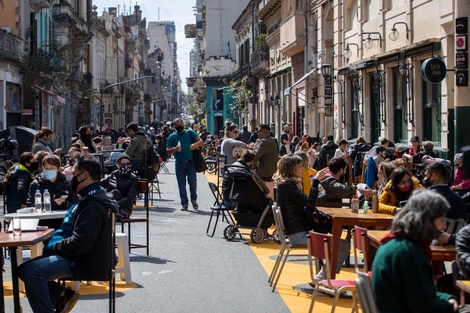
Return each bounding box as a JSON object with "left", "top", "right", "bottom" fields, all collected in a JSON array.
[{"left": 93, "top": 0, "right": 196, "bottom": 93}]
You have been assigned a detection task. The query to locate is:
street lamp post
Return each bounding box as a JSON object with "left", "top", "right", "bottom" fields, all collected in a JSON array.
[{"left": 100, "top": 75, "right": 152, "bottom": 130}]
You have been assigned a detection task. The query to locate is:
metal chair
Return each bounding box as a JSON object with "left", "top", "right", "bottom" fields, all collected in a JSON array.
[
  {"left": 307, "top": 230, "right": 358, "bottom": 313},
  {"left": 120, "top": 179, "right": 150, "bottom": 255},
  {"left": 446, "top": 217, "right": 465, "bottom": 235},
  {"left": 355, "top": 271, "right": 378, "bottom": 313},
  {"left": 206, "top": 182, "right": 236, "bottom": 237},
  {"left": 270, "top": 204, "right": 308, "bottom": 292},
  {"left": 353, "top": 225, "right": 370, "bottom": 274}
]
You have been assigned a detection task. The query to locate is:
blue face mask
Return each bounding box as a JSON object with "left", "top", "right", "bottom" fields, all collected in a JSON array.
[{"left": 43, "top": 169, "right": 58, "bottom": 181}]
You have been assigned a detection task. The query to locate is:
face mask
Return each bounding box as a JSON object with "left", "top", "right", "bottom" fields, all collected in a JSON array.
[
  {"left": 43, "top": 169, "right": 58, "bottom": 181},
  {"left": 399, "top": 185, "right": 411, "bottom": 193},
  {"left": 119, "top": 165, "right": 131, "bottom": 175},
  {"left": 27, "top": 162, "right": 39, "bottom": 173},
  {"left": 71, "top": 172, "right": 86, "bottom": 192},
  {"left": 175, "top": 125, "right": 184, "bottom": 133},
  {"left": 44, "top": 138, "right": 51, "bottom": 145},
  {"left": 422, "top": 177, "right": 433, "bottom": 188}
]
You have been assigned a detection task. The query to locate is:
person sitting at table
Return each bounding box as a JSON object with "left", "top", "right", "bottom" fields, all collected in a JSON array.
[
  {"left": 18, "top": 157, "right": 119, "bottom": 313},
  {"left": 395, "top": 135, "right": 421, "bottom": 159},
  {"left": 317, "top": 157, "right": 370, "bottom": 207},
  {"left": 4, "top": 152, "right": 37, "bottom": 213},
  {"left": 294, "top": 150, "right": 317, "bottom": 195},
  {"left": 76, "top": 125, "right": 97, "bottom": 154},
  {"left": 371, "top": 190, "right": 460, "bottom": 313},
  {"left": 27, "top": 154, "right": 79, "bottom": 230},
  {"left": 363, "top": 146, "right": 389, "bottom": 188},
  {"left": 451, "top": 153, "right": 470, "bottom": 196},
  {"left": 100, "top": 153, "right": 138, "bottom": 220},
  {"left": 33, "top": 150, "right": 51, "bottom": 176},
  {"left": 378, "top": 167, "right": 423, "bottom": 215},
  {"left": 424, "top": 161, "right": 465, "bottom": 220},
  {"left": 274, "top": 154, "right": 351, "bottom": 281},
  {"left": 404, "top": 140, "right": 437, "bottom": 164}
]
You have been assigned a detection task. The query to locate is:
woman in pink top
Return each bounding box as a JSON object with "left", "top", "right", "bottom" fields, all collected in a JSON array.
[{"left": 451, "top": 152, "right": 470, "bottom": 195}]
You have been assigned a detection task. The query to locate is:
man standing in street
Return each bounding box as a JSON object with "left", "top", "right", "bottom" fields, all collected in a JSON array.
[
  {"left": 253, "top": 124, "right": 279, "bottom": 199},
  {"left": 166, "top": 118, "right": 204, "bottom": 211},
  {"left": 19, "top": 157, "right": 119, "bottom": 312},
  {"left": 238, "top": 125, "right": 252, "bottom": 144},
  {"left": 125, "top": 122, "right": 153, "bottom": 174}
]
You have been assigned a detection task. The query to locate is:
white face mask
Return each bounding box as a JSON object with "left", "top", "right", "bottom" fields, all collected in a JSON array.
[{"left": 43, "top": 169, "right": 58, "bottom": 181}]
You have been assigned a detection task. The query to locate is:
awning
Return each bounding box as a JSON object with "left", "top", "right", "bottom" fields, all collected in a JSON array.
[
  {"left": 33, "top": 85, "right": 66, "bottom": 105},
  {"left": 285, "top": 69, "right": 316, "bottom": 95}
]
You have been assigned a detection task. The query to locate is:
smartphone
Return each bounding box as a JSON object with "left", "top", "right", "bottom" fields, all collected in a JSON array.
[{"left": 60, "top": 195, "right": 68, "bottom": 200}]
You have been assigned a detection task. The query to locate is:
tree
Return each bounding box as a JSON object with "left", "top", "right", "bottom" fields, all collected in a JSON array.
[{"left": 223, "top": 77, "right": 251, "bottom": 114}]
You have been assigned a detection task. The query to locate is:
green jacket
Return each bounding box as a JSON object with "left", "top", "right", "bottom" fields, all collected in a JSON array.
[
  {"left": 253, "top": 136, "right": 278, "bottom": 180},
  {"left": 371, "top": 237, "right": 455, "bottom": 313}
]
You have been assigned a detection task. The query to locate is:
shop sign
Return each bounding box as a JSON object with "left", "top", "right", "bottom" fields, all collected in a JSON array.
[{"left": 420, "top": 58, "right": 447, "bottom": 84}]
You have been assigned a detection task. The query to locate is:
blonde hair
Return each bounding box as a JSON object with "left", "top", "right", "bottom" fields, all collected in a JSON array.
[
  {"left": 294, "top": 150, "right": 309, "bottom": 167},
  {"left": 273, "top": 154, "right": 302, "bottom": 185}
]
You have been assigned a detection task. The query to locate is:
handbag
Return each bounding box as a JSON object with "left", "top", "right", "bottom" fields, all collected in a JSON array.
[
  {"left": 300, "top": 206, "right": 332, "bottom": 234},
  {"left": 192, "top": 137, "right": 208, "bottom": 173}
]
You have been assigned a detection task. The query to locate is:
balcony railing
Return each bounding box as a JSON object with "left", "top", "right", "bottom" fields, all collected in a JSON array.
[
  {"left": 251, "top": 45, "right": 269, "bottom": 77},
  {"left": 0, "top": 32, "right": 22, "bottom": 62}
]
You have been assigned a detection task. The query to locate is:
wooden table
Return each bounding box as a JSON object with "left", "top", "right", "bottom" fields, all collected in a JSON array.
[
  {"left": 456, "top": 280, "right": 470, "bottom": 305},
  {"left": 368, "top": 230, "right": 457, "bottom": 262},
  {"left": 0, "top": 229, "right": 54, "bottom": 313},
  {"left": 318, "top": 207, "right": 394, "bottom": 279}
]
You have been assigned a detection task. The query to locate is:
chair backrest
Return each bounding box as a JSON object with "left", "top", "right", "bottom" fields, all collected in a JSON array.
[
  {"left": 217, "top": 154, "right": 226, "bottom": 180},
  {"left": 137, "top": 179, "right": 149, "bottom": 218},
  {"left": 208, "top": 182, "right": 223, "bottom": 206},
  {"left": 446, "top": 218, "right": 465, "bottom": 235},
  {"left": 353, "top": 225, "right": 369, "bottom": 273},
  {"left": 308, "top": 231, "right": 333, "bottom": 281},
  {"left": 355, "top": 271, "right": 378, "bottom": 313},
  {"left": 272, "top": 204, "right": 287, "bottom": 246}
]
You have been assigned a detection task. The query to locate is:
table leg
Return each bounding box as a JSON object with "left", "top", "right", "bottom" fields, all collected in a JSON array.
[
  {"left": 9, "top": 247, "right": 20, "bottom": 313},
  {"left": 0, "top": 248, "right": 4, "bottom": 313},
  {"left": 330, "top": 221, "right": 343, "bottom": 279}
]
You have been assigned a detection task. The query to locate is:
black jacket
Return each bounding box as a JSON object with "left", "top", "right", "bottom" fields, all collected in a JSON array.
[
  {"left": 317, "top": 176, "right": 357, "bottom": 207},
  {"left": 456, "top": 225, "right": 470, "bottom": 279},
  {"left": 428, "top": 184, "right": 466, "bottom": 219},
  {"left": 318, "top": 141, "right": 338, "bottom": 169},
  {"left": 5, "top": 167, "right": 34, "bottom": 213},
  {"left": 27, "top": 172, "right": 78, "bottom": 210},
  {"left": 277, "top": 179, "right": 320, "bottom": 235},
  {"left": 48, "top": 188, "right": 119, "bottom": 280},
  {"left": 101, "top": 170, "right": 138, "bottom": 218}
]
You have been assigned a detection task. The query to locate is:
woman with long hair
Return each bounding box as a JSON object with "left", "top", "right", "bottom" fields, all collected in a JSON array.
[
  {"left": 4, "top": 152, "right": 36, "bottom": 213},
  {"left": 378, "top": 166, "right": 423, "bottom": 215},
  {"left": 31, "top": 127, "right": 61, "bottom": 155},
  {"left": 372, "top": 190, "right": 459, "bottom": 312}
]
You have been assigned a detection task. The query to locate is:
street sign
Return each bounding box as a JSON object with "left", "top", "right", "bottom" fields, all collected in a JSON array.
[
  {"left": 456, "top": 35, "right": 467, "bottom": 51},
  {"left": 456, "top": 52, "right": 468, "bottom": 69},
  {"left": 457, "top": 17, "right": 468, "bottom": 34},
  {"left": 420, "top": 57, "right": 447, "bottom": 84},
  {"left": 457, "top": 70, "right": 468, "bottom": 86}
]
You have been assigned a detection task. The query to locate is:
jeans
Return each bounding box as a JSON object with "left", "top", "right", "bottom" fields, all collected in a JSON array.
[
  {"left": 18, "top": 255, "right": 73, "bottom": 313},
  {"left": 288, "top": 231, "right": 350, "bottom": 273},
  {"left": 175, "top": 161, "right": 197, "bottom": 206}
]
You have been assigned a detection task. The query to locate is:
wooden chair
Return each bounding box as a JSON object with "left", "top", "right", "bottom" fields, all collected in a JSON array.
[
  {"left": 269, "top": 204, "right": 308, "bottom": 292},
  {"left": 355, "top": 271, "right": 378, "bottom": 313},
  {"left": 120, "top": 179, "right": 150, "bottom": 255},
  {"left": 307, "top": 230, "right": 358, "bottom": 313},
  {"left": 149, "top": 162, "right": 161, "bottom": 206}
]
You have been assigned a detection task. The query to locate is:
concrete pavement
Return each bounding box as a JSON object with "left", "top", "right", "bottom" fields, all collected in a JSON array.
[{"left": 4, "top": 158, "right": 290, "bottom": 312}]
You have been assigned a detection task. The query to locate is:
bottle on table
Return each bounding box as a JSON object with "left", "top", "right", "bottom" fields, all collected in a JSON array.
[
  {"left": 363, "top": 201, "right": 369, "bottom": 214},
  {"left": 371, "top": 190, "right": 378, "bottom": 213},
  {"left": 351, "top": 198, "right": 359, "bottom": 213},
  {"left": 43, "top": 189, "right": 51, "bottom": 213},
  {"left": 35, "top": 189, "right": 42, "bottom": 213}
]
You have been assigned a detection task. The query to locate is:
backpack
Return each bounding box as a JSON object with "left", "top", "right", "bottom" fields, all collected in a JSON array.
[{"left": 141, "top": 140, "right": 160, "bottom": 180}]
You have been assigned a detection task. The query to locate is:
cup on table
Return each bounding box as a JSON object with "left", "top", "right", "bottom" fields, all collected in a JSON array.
[
  {"left": 12, "top": 217, "right": 21, "bottom": 236},
  {"left": 83, "top": 146, "right": 89, "bottom": 155}
]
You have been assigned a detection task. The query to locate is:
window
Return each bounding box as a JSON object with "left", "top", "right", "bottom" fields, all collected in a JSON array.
[{"left": 369, "top": 74, "right": 381, "bottom": 143}]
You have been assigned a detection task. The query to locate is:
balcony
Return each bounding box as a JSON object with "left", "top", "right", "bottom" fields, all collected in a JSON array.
[
  {"left": 185, "top": 24, "right": 196, "bottom": 38},
  {"left": 0, "top": 32, "right": 22, "bottom": 62},
  {"left": 280, "top": 13, "right": 306, "bottom": 57},
  {"left": 232, "top": 63, "right": 250, "bottom": 81},
  {"left": 251, "top": 46, "right": 269, "bottom": 78}
]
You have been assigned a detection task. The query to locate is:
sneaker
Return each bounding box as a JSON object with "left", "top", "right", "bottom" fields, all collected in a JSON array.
[
  {"left": 192, "top": 202, "right": 199, "bottom": 210},
  {"left": 181, "top": 205, "right": 188, "bottom": 211},
  {"left": 309, "top": 269, "right": 325, "bottom": 287},
  {"left": 58, "top": 287, "right": 80, "bottom": 313}
]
